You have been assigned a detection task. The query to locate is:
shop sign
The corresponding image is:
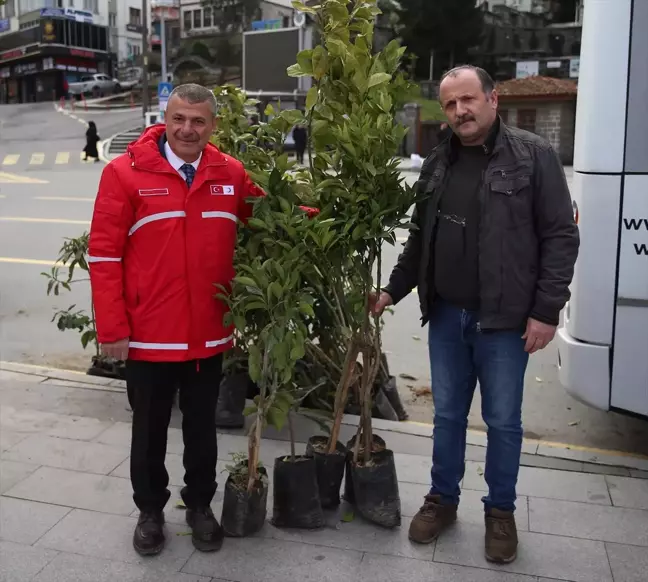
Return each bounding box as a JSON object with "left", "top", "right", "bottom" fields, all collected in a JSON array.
[
  {"left": 0, "top": 48, "right": 26, "bottom": 62},
  {"left": 42, "top": 20, "right": 57, "bottom": 43},
  {"left": 13, "top": 61, "right": 39, "bottom": 75},
  {"left": 0, "top": 19, "right": 10, "bottom": 33}
]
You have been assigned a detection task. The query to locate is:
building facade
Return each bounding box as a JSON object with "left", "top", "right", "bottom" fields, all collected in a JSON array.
[{"left": 0, "top": 2, "right": 111, "bottom": 103}]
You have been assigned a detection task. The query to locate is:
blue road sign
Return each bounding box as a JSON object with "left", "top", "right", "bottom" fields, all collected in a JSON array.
[{"left": 158, "top": 82, "right": 173, "bottom": 112}]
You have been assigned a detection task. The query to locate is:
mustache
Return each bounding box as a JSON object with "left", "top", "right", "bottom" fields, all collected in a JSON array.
[{"left": 457, "top": 116, "right": 476, "bottom": 125}]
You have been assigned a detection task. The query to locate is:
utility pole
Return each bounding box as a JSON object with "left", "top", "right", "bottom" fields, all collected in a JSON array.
[{"left": 141, "top": 0, "right": 149, "bottom": 122}]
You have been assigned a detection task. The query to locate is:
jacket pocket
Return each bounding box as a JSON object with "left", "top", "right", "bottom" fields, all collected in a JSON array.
[{"left": 490, "top": 175, "right": 532, "bottom": 228}]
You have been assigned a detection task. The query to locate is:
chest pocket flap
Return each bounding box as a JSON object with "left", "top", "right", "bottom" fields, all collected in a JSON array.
[{"left": 490, "top": 174, "right": 530, "bottom": 196}]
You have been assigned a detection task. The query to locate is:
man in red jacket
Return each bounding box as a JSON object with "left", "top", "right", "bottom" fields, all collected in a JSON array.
[{"left": 88, "top": 83, "right": 264, "bottom": 556}]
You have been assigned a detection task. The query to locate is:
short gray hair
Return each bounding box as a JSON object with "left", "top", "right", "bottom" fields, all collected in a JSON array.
[
  {"left": 440, "top": 65, "right": 495, "bottom": 95},
  {"left": 168, "top": 83, "right": 217, "bottom": 116}
]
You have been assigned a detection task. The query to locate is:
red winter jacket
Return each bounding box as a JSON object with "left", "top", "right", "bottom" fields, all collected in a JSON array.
[{"left": 88, "top": 124, "right": 265, "bottom": 362}]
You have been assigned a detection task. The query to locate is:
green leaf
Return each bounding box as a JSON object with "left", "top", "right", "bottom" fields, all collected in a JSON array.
[
  {"left": 286, "top": 64, "right": 307, "bottom": 78},
  {"left": 270, "top": 281, "right": 283, "bottom": 300},
  {"left": 264, "top": 103, "right": 275, "bottom": 116},
  {"left": 234, "top": 276, "right": 258, "bottom": 288},
  {"left": 247, "top": 218, "right": 267, "bottom": 230},
  {"left": 305, "top": 86, "right": 318, "bottom": 111},
  {"left": 299, "top": 302, "right": 315, "bottom": 317},
  {"left": 296, "top": 49, "right": 314, "bottom": 75},
  {"left": 243, "top": 405, "right": 257, "bottom": 417},
  {"left": 341, "top": 509, "right": 355, "bottom": 523},
  {"left": 368, "top": 73, "right": 391, "bottom": 89},
  {"left": 291, "top": 1, "right": 316, "bottom": 14},
  {"left": 248, "top": 344, "right": 262, "bottom": 384},
  {"left": 266, "top": 405, "right": 287, "bottom": 431}
]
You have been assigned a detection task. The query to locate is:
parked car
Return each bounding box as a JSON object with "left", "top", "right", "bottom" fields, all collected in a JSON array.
[{"left": 68, "top": 74, "right": 122, "bottom": 98}]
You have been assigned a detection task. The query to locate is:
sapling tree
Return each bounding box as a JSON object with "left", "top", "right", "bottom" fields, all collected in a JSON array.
[{"left": 288, "top": 0, "right": 419, "bottom": 461}]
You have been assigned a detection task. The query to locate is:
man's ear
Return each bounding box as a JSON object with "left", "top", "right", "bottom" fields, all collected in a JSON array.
[{"left": 490, "top": 89, "right": 499, "bottom": 109}]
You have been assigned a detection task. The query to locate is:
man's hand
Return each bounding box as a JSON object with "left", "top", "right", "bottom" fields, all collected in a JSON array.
[
  {"left": 522, "top": 319, "right": 556, "bottom": 354},
  {"left": 101, "top": 338, "right": 130, "bottom": 361},
  {"left": 369, "top": 291, "right": 394, "bottom": 316}
]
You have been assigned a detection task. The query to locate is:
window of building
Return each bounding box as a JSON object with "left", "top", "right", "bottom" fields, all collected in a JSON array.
[
  {"left": 83, "top": 0, "right": 98, "bottom": 12},
  {"left": 193, "top": 9, "right": 201, "bottom": 29},
  {"left": 129, "top": 8, "right": 141, "bottom": 26},
  {"left": 517, "top": 109, "right": 537, "bottom": 133},
  {"left": 203, "top": 7, "right": 212, "bottom": 28},
  {"left": 109, "top": 12, "right": 116, "bottom": 28},
  {"left": 499, "top": 109, "right": 509, "bottom": 124},
  {"left": 184, "top": 10, "right": 192, "bottom": 31}
]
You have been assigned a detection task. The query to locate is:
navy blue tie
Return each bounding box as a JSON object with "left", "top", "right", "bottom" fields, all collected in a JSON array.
[{"left": 180, "top": 163, "right": 196, "bottom": 187}]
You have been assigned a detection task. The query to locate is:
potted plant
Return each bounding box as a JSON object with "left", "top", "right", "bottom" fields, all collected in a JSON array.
[
  {"left": 42, "top": 233, "right": 125, "bottom": 380},
  {"left": 288, "top": 0, "right": 420, "bottom": 527}
]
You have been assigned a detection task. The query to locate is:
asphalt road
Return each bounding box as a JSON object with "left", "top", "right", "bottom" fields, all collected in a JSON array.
[{"left": 0, "top": 103, "right": 646, "bottom": 456}]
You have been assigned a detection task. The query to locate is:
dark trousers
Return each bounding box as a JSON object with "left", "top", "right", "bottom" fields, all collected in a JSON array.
[{"left": 126, "top": 355, "right": 223, "bottom": 513}]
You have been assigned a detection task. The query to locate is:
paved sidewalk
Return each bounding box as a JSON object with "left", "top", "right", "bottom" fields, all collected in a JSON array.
[{"left": 1, "top": 366, "right": 647, "bottom": 582}]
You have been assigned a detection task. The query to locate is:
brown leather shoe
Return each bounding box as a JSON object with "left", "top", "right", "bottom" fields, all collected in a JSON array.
[
  {"left": 408, "top": 494, "right": 457, "bottom": 544},
  {"left": 485, "top": 508, "right": 518, "bottom": 563}
]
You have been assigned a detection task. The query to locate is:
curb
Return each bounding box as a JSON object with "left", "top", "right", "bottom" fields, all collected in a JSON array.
[
  {"left": 98, "top": 137, "right": 113, "bottom": 164},
  {"left": 2, "top": 360, "right": 647, "bottom": 473}
]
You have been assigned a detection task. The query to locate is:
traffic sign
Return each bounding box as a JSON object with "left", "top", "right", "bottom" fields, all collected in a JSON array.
[{"left": 158, "top": 82, "right": 173, "bottom": 112}]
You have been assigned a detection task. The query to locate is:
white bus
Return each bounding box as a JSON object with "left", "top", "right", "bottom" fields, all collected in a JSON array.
[{"left": 556, "top": 0, "right": 648, "bottom": 417}]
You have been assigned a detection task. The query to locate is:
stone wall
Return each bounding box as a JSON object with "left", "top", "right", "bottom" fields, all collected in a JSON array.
[{"left": 500, "top": 99, "right": 576, "bottom": 165}]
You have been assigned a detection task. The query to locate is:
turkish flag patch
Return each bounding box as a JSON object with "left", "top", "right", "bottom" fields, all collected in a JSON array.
[{"left": 211, "top": 185, "right": 235, "bottom": 195}]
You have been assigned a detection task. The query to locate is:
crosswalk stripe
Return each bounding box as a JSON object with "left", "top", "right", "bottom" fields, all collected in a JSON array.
[
  {"left": 0, "top": 216, "right": 90, "bottom": 225},
  {"left": 30, "top": 153, "right": 45, "bottom": 165},
  {"left": 0, "top": 172, "right": 48, "bottom": 184},
  {"left": 0, "top": 257, "right": 64, "bottom": 267},
  {"left": 55, "top": 152, "right": 70, "bottom": 164},
  {"left": 33, "top": 196, "right": 95, "bottom": 202},
  {"left": 2, "top": 154, "right": 19, "bottom": 165}
]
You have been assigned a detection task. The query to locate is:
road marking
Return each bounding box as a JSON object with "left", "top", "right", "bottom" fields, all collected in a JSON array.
[
  {"left": 33, "top": 196, "right": 95, "bottom": 202},
  {"left": 0, "top": 194, "right": 5, "bottom": 198},
  {"left": 0, "top": 172, "right": 49, "bottom": 184},
  {"left": 2, "top": 154, "right": 19, "bottom": 165},
  {"left": 30, "top": 153, "right": 45, "bottom": 165},
  {"left": 55, "top": 152, "right": 70, "bottom": 164},
  {"left": 0, "top": 216, "right": 90, "bottom": 225},
  {"left": 0, "top": 257, "right": 63, "bottom": 266}
]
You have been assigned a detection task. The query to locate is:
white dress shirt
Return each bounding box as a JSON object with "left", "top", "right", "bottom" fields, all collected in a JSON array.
[{"left": 164, "top": 141, "right": 202, "bottom": 182}]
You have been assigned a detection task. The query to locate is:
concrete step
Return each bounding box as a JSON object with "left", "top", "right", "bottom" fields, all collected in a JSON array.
[{"left": 108, "top": 128, "right": 143, "bottom": 155}]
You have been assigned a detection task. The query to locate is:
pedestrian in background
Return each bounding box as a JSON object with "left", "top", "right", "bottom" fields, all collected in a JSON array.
[
  {"left": 292, "top": 121, "right": 307, "bottom": 165},
  {"left": 83, "top": 121, "right": 100, "bottom": 162},
  {"left": 372, "top": 65, "right": 579, "bottom": 564},
  {"left": 88, "top": 83, "right": 264, "bottom": 557}
]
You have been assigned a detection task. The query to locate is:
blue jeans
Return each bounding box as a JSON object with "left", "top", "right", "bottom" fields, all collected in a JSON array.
[{"left": 428, "top": 301, "right": 529, "bottom": 512}]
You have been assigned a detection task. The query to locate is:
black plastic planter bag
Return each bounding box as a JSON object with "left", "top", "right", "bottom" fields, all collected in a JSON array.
[
  {"left": 221, "top": 467, "right": 269, "bottom": 537},
  {"left": 344, "top": 434, "right": 386, "bottom": 505},
  {"left": 350, "top": 448, "right": 401, "bottom": 529},
  {"left": 272, "top": 456, "right": 324, "bottom": 529},
  {"left": 305, "top": 436, "right": 346, "bottom": 509}
]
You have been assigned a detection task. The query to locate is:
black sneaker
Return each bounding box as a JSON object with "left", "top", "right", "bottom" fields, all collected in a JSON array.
[
  {"left": 186, "top": 506, "right": 224, "bottom": 552},
  {"left": 133, "top": 511, "right": 165, "bottom": 556}
]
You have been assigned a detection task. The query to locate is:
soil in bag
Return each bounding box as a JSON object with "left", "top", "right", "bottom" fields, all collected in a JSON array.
[
  {"left": 221, "top": 466, "right": 268, "bottom": 537},
  {"left": 305, "top": 436, "right": 346, "bottom": 510},
  {"left": 344, "top": 434, "right": 386, "bottom": 505},
  {"left": 351, "top": 448, "right": 401, "bottom": 528},
  {"left": 271, "top": 455, "right": 324, "bottom": 529}
]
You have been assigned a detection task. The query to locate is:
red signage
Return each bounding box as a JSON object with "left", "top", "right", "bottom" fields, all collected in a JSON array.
[
  {"left": 0, "top": 48, "right": 26, "bottom": 62},
  {"left": 69, "top": 49, "right": 95, "bottom": 59}
]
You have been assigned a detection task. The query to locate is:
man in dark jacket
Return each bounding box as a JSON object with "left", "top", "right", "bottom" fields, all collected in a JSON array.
[{"left": 371, "top": 66, "right": 579, "bottom": 563}]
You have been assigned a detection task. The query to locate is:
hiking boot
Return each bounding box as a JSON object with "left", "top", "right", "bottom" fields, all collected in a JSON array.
[
  {"left": 186, "top": 506, "right": 224, "bottom": 552},
  {"left": 133, "top": 511, "right": 165, "bottom": 556},
  {"left": 408, "top": 494, "right": 457, "bottom": 544},
  {"left": 485, "top": 508, "right": 518, "bottom": 563}
]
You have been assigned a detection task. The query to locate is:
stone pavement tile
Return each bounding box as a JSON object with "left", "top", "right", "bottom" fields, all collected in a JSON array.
[
  {"left": 94, "top": 421, "right": 184, "bottom": 456},
  {"left": 4, "top": 466, "right": 135, "bottom": 515},
  {"left": 0, "top": 406, "right": 112, "bottom": 441},
  {"left": 397, "top": 481, "right": 430, "bottom": 517},
  {"left": 2, "top": 433, "right": 128, "bottom": 475},
  {"left": 0, "top": 459, "right": 39, "bottom": 494},
  {"left": 581, "top": 463, "right": 632, "bottom": 478},
  {"left": 463, "top": 462, "right": 611, "bottom": 505},
  {"left": 605, "top": 542, "right": 648, "bottom": 582},
  {"left": 36, "top": 508, "right": 196, "bottom": 572},
  {"left": 629, "top": 469, "right": 648, "bottom": 480},
  {"left": 0, "top": 370, "right": 42, "bottom": 383},
  {"left": 535, "top": 444, "right": 648, "bottom": 472},
  {"left": 32, "top": 551, "right": 211, "bottom": 582},
  {"left": 529, "top": 497, "right": 648, "bottom": 546},
  {"left": 519, "top": 453, "right": 585, "bottom": 473},
  {"left": 359, "top": 553, "right": 541, "bottom": 582},
  {"left": 395, "top": 452, "right": 432, "bottom": 485},
  {"left": 0, "top": 540, "right": 59, "bottom": 582},
  {"left": 261, "top": 516, "right": 434, "bottom": 561},
  {"left": 0, "top": 497, "right": 71, "bottom": 544},
  {"left": 182, "top": 536, "right": 363, "bottom": 581},
  {"left": 605, "top": 475, "right": 648, "bottom": 510},
  {"left": 130, "top": 496, "right": 225, "bottom": 527},
  {"left": 434, "top": 521, "right": 613, "bottom": 582},
  {"left": 0, "top": 430, "right": 29, "bottom": 452}
]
